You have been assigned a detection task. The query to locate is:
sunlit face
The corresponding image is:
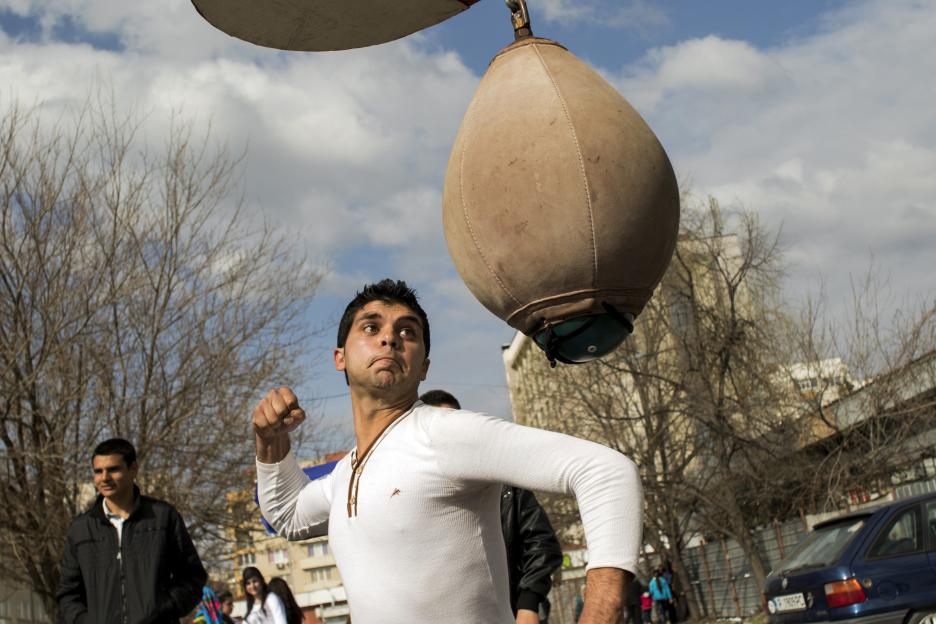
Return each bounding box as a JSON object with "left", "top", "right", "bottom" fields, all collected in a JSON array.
[
  {"left": 92, "top": 454, "right": 137, "bottom": 501},
  {"left": 334, "top": 301, "right": 429, "bottom": 395},
  {"left": 245, "top": 577, "right": 262, "bottom": 597}
]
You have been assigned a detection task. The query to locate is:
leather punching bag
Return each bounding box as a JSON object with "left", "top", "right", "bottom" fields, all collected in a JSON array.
[{"left": 443, "top": 36, "right": 679, "bottom": 364}]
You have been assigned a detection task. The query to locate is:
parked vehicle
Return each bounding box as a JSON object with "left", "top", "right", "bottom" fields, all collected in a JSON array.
[{"left": 763, "top": 493, "right": 936, "bottom": 624}]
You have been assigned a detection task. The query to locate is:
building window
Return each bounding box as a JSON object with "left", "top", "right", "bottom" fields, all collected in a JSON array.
[
  {"left": 307, "top": 541, "right": 329, "bottom": 557},
  {"left": 268, "top": 548, "right": 289, "bottom": 565},
  {"left": 236, "top": 552, "right": 256, "bottom": 567},
  {"left": 310, "top": 567, "right": 334, "bottom": 583},
  {"left": 668, "top": 295, "right": 693, "bottom": 336}
]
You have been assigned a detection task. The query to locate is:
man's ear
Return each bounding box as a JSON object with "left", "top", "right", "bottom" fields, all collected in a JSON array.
[
  {"left": 334, "top": 347, "right": 346, "bottom": 372},
  {"left": 420, "top": 357, "right": 430, "bottom": 382},
  {"left": 129, "top": 461, "right": 139, "bottom": 479}
]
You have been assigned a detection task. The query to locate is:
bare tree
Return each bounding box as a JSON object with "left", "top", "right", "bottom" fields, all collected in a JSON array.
[
  {"left": 0, "top": 100, "right": 324, "bottom": 618},
  {"left": 518, "top": 196, "right": 796, "bottom": 602},
  {"left": 662, "top": 198, "right": 796, "bottom": 590},
  {"left": 510, "top": 194, "right": 936, "bottom": 621},
  {"left": 787, "top": 269, "right": 936, "bottom": 514}
]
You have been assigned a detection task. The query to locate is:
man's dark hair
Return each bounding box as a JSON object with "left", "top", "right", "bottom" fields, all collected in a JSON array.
[
  {"left": 420, "top": 389, "right": 460, "bottom": 409},
  {"left": 337, "top": 279, "right": 430, "bottom": 355},
  {"left": 216, "top": 589, "right": 233, "bottom": 602},
  {"left": 92, "top": 438, "right": 137, "bottom": 467}
]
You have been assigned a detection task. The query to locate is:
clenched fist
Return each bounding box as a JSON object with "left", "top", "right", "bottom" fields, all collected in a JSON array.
[{"left": 253, "top": 387, "right": 305, "bottom": 463}]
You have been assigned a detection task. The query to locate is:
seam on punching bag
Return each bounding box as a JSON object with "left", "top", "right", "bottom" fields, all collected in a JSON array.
[
  {"left": 532, "top": 43, "right": 598, "bottom": 288},
  {"left": 458, "top": 70, "right": 522, "bottom": 308}
]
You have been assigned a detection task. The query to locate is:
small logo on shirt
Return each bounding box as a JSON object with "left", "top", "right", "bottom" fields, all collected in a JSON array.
[{"left": 391, "top": 488, "right": 401, "bottom": 498}]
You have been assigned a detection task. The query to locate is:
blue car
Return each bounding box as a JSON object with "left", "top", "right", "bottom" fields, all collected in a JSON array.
[{"left": 763, "top": 493, "right": 936, "bottom": 624}]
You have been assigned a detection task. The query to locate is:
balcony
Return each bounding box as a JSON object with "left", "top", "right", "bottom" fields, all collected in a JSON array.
[{"left": 299, "top": 553, "right": 336, "bottom": 570}]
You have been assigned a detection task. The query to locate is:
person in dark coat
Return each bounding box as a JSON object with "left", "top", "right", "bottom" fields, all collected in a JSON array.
[
  {"left": 57, "top": 438, "right": 207, "bottom": 623},
  {"left": 625, "top": 577, "right": 644, "bottom": 624},
  {"left": 420, "top": 390, "right": 564, "bottom": 623}
]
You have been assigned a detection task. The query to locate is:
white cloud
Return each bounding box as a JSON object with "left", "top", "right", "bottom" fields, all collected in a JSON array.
[
  {"left": 608, "top": 0, "right": 936, "bottom": 315},
  {"left": 0, "top": 13, "right": 479, "bottom": 257},
  {"left": 4, "top": 0, "right": 933, "bottom": 429},
  {"left": 0, "top": 0, "right": 505, "bottom": 426}
]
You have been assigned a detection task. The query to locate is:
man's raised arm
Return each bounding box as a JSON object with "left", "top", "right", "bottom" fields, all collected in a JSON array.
[{"left": 253, "top": 387, "right": 332, "bottom": 539}]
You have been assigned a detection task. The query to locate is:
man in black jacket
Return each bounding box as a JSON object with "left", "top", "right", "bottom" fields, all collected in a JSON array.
[
  {"left": 57, "top": 438, "right": 207, "bottom": 623},
  {"left": 420, "top": 390, "right": 564, "bottom": 624}
]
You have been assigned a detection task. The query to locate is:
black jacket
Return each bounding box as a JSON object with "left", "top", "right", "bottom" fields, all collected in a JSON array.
[
  {"left": 626, "top": 577, "right": 644, "bottom": 606},
  {"left": 57, "top": 488, "right": 207, "bottom": 624},
  {"left": 501, "top": 486, "right": 563, "bottom": 617}
]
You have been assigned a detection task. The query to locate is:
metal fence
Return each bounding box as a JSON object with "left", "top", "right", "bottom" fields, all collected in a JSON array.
[
  {"left": 549, "top": 568, "right": 586, "bottom": 624},
  {"left": 546, "top": 519, "right": 810, "bottom": 623},
  {"left": 680, "top": 518, "right": 809, "bottom": 619}
]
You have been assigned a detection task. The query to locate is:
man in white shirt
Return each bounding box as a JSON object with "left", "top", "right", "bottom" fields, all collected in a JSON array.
[{"left": 254, "top": 279, "right": 642, "bottom": 624}]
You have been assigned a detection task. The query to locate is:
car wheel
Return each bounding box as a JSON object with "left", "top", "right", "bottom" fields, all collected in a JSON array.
[{"left": 909, "top": 611, "right": 936, "bottom": 624}]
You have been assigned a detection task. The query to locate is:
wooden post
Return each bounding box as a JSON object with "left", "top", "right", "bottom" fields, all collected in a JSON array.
[
  {"left": 700, "top": 538, "right": 715, "bottom": 618},
  {"left": 720, "top": 536, "right": 742, "bottom": 619},
  {"left": 773, "top": 519, "right": 785, "bottom": 559}
]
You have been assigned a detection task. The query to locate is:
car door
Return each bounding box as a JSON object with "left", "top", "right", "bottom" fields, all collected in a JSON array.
[
  {"left": 927, "top": 500, "right": 936, "bottom": 576},
  {"left": 857, "top": 503, "right": 933, "bottom": 615}
]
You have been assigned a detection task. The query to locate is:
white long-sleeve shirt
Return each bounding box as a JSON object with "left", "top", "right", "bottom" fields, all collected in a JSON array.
[
  {"left": 245, "top": 592, "right": 287, "bottom": 624},
  {"left": 257, "top": 402, "right": 643, "bottom": 624}
]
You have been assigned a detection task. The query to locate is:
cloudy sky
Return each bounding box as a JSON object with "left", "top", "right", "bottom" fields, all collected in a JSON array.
[{"left": 1, "top": 0, "right": 933, "bottom": 447}]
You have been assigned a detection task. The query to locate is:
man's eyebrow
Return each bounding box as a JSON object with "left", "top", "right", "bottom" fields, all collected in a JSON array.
[{"left": 356, "top": 312, "right": 421, "bottom": 327}]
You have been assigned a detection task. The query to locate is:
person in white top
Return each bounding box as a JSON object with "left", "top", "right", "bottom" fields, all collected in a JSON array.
[
  {"left": 242, "top": 567, "right": 288, "bottom": 624},
  {"left": 254, "top": 279, "right": 643, "bottom": 624}
]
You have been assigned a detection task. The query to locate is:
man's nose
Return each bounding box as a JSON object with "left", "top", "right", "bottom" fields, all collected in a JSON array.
[{"left": 380, "top": 329, "right": 398, "bottom": 348}]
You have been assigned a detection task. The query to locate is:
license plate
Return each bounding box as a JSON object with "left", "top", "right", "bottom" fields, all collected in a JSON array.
[{"left": 772, "top": 593, "right": 806, "bottom": 613}]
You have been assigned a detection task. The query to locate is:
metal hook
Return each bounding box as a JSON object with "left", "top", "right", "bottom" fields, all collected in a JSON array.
[{"left": 504, "top": 0, "right": 533, "bottom": 39}]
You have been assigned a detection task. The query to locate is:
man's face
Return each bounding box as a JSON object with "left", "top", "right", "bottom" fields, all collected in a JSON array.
[
  {"left": 221, "top": 599, "right": 234, "bottom": 615},
  {"left": 92, "top": 454, "right": 137, "bottom": 501},
  {"left": 334, "top": 301, "right": 429, "bottom": 395}
]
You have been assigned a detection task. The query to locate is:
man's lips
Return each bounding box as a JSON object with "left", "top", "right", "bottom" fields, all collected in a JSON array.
[{"left": 370, "top": 356, "right": 399, "bottom": 367}]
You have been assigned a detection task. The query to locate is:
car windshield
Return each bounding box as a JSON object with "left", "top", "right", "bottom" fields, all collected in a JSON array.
[{"left": 776, "top": 517, "right": 866, "bottom": 573}]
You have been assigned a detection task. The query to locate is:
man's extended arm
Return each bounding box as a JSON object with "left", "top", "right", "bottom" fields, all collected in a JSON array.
[
  {"left": 428, "top": 411, "right": 643, "bottom": 624},
  {"left": 56, "top": 525, "right": 88, "bottom": 624}
]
